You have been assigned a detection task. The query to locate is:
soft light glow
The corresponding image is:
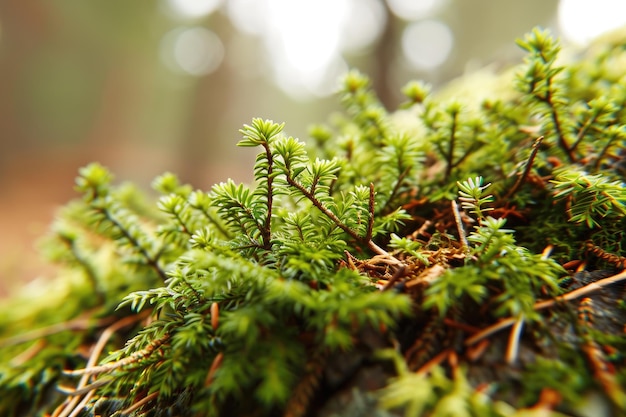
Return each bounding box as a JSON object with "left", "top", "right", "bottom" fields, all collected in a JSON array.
[
  {"left": 166, "top": 0, "right": 222, "bottom": 19},
  {"left": 402, "top": 19, "right": 454, "bottom": 71},
  {"left": 161, "top": 27, "right": 224, "bottom": 76},
  {"left": 225, "top": 0, "right": 385, "bottom": 99},
  {"left": 339, "top": 0, "right": 386, "bottom": 52},
  {"left": 226, "top": 0, "right": 267, "bottom": 35},
  {"left": 274, "top": 56, "right": 349, "bottom": 99},
  {"left": 386, "top": 0, "right": 447, "bottom": 21},
  {"left": 265, "top": 0, "right": 344, "bottom": 74},
  {"left": 558, "top": 0, "right": 626, "bottom": 45}
]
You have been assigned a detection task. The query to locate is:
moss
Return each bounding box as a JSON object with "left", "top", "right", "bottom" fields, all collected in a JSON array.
[{"left": 2, "top": 27, "right": 626, "bottom": 417}]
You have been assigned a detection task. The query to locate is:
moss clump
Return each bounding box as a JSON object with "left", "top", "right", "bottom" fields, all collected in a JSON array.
[{"left": 2, "top": 27, "right": 626, "bottom": 417}]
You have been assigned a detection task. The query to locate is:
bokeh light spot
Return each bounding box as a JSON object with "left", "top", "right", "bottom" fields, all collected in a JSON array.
[
  {"left": 402, "top": 19, "right": 453, "bottom": 71},
  {"left": 226, "top": 0, "right": 268, "bottom": 35},
  {"left": 558, "top": 0, "right": 626, "bottom": 45},
  {"left": 166, "top": 0, "right": 222, "bottom": 19},
  {"left": 161, "top": 27, "right": 225, "bottom": 76},
  {"left": 339, "top": 0, "right": 386, "bottom": 52},
  {"left": 386, "top": 0, "right": 447, "bottom": 21},
  {"left": 221, "top": 0, "right": 387, "bottom": 98},
  {"left": 266, "top": 0, "right": 343, "bottom": 72}
]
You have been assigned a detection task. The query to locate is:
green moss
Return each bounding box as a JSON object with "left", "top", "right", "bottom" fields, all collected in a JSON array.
[{"left": 2, "top": 27, "right": 626, "bottom": 417}]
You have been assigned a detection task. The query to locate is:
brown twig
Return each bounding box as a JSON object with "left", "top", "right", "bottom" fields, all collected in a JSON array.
[
  {"left": 540, "top": 79, "right": 576, "bottom": 163},
  {"left": 66, "top": 390, "right": 96, "bottom": 417},
  {"left": 381, "top": 263, "right": 407, "bottom": 291},
  {"left": 504, "top": 136, "right": 544, "bottom": 200},
  {"left": 284, "top": 168, "right": 409, "bottom": 294},
  {"left": 261, "top": 142, "right": 274, "bottom": 250},
  {"left": 205, "top": 352, "right": 224, "bottom": 387},
  {"left": 465, "top": 268, "right": 626, "bottom": 346},
  {"left": 505, "top": 316, "right": 524, "bottom": 365},
  {"left": 416, "top": 348, "right": 453, "bottom": 376},
  {"left": 57, "top": 377, "right": 114, "bottom": 396},
  {"left": 585, "top": 240, "right": 626, "bottom": 269},
  {"left": 53, "top": 312, "right": 150, "bottom": 417},
  {"left": 120, "top": 391, "right": 159, "bottom": 415},
  {"left": 0, "top": 312, "right": 116, "bottom": 348},
  {"left": 443, "top": 110, "right": 458, "bottom": 182},
  {"left": 9, "top": 339, "right": 47, "bottom": 366},
  {"left": 63, "top": 331, "right": 170, "bottom": 377},
  {"left": 451, "top": 200, "right": 468, "bottom": 253}
]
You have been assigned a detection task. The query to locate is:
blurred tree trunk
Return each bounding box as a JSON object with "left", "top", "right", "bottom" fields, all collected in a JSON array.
[
  {"left": 176, "top": 18, "right": 234, "bottom": 189},
  {"left": 372, "top": 1, "right": 399, "bottom": 111},
  {"left": 0, "top": 0, "right": 48, "bottom": 168}
]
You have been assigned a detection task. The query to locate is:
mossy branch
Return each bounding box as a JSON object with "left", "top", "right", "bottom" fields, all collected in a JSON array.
[
  {"left": 96, "top": 204, "right": 168, "bottom": 282},
  {"left": 516, "top": 28, "right": 575, "bottom": 162},
  {"left": 4, "top": 26, "right": 626, "bottom": 417}
]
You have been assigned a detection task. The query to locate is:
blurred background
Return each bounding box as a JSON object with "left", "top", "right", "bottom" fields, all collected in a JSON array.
[{"left": 1, "top": 0, "right": 625, "bottom": 295}]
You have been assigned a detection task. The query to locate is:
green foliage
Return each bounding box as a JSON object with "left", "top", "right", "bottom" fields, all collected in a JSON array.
[
  {"left": 457, "top": 176, "right": 494, "bottom": 222},
  {"left": 425, "top": 216, "right": 563, "bottom": 319},
  {"left": 515, "top": 27, "right": 573, "bottom": 162},
  {"left": 2, "top": 27, "right": 626, "bottom": 417},
  {"left": 423, "top": 100, "right": 488, "bottom": 182},
  {"left": 552, "top": 167, "right": 626, "bottom": 228}
]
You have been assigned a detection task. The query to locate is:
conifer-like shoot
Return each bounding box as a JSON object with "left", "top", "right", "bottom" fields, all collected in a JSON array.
[{"left": 2, "top": 27, "right": 626, "bottom": 417}]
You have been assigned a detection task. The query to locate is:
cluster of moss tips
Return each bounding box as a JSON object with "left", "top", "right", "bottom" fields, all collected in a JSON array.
[{"left": 2, "top": 27, "right": 626, "bottom": 417}]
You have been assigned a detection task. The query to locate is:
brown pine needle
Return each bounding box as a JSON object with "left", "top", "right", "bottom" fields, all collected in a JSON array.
[
  {"left": 505, "top": 316, "right": 524, "bottom": 365},
  {"left": 451, "top": 200, "right": 468, "bottom": 253},
  {"left": 416, "top": 348, "right": 453, "bottom": 376},
  {"left": 505, "top": 136, "right": 544, "bottom": 200},
  {"left": 465, "top": 268, "right": 626, "bottom": 346},
  {"left": 57, "top": 377, "right": 113, "bottom": 396},
  {"left": 0, "top": 312, "right": 116, "bottom": 348},
  {"left": 205, "top": 352, "right": 224, "bottom": 387},
  {"left": 53, "top": 312, "right": 150, "bottom": 417},
  {"left": 66, "top": 390, "right": 95, "bottom": 417},
  {"left": 63, "top": 331, "right": 169, "bottom": 377},
  {"left": 10, "top": 339, "right": 47, "bottom": 366},
  {"left": 120, "top": 391, "right": 160, "bottom": 415}
]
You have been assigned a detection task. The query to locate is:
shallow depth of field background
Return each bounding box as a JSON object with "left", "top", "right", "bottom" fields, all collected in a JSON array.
[{"left": 0, "top": 0, "right": 624, "bottom": 295}]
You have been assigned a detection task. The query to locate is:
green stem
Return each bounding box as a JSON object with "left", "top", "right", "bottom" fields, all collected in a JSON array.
[
  {"left": 285, "top": 174, "right": 388, "bottom": 257},
  {"left": 541, "top": 79, "right": 576, "bottom": 163},
  {"left": 197, "top": 208, "right": 232, "bottom": 239},
  {"left": 100, "top": 208, "right": 168, "bottom": 283}
]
